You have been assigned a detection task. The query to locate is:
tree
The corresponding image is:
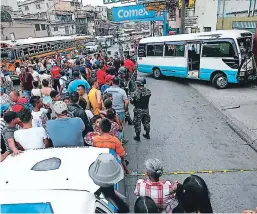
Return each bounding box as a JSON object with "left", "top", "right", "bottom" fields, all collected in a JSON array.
[{"left": 107, "top": 8, "right": 112, "bottom": 21}]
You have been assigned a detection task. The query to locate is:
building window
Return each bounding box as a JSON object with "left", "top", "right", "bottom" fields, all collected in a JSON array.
[
  {"left": 41, "top": 24, "right": 46, "bottom": 30},
  {"left": 54, "top": 27, "right": 58, "bottom": 31},
  {"left": 35, "top": 24, "right": 41, "bottom": 31},
  {"left": 25, "top": 5, "right": 29, "bottom": 10},
  {"left": 70, "top": 2, "right": 74, "bottom": 6},
  {"left": 46, "top": 3, "right": 49, "bottom": 8},
  {"left": 165, "top": 43, "right": 185, "bottom": 57},
  {"left": 203, "top": 27, "right": 211, "bottom": 32},
  {"left": 146, "top": 44, "right": 163, "bottom": 57},
  {"left": 36, "top": 4, "right": 41, "bottom": 9},
  {"left": 202, "top": 41, "right": 236, "bottom": 58},
  {"left": 71, "top": 25, "right": 74, "bottom": 29}
]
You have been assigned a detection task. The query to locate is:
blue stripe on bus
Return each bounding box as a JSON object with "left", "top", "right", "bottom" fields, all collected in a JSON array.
[{"left": 138, "top": 64, "right": 238, "bottom": 83}]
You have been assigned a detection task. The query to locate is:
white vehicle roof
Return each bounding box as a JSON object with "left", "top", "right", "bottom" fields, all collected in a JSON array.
[
  {"left": 0, "top": 147, "right": 114, "bottom": 213},
  {"left": 139, "top": 30, "right": 252, "bottom": 44},
  {"left": 0, "top": 147, "right": 110, "bottom": 192}
]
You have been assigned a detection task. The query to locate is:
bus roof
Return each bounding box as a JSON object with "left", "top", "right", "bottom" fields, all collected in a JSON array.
[
  {"left": 139, "top": 30, "right": 252, "bottom": 44},
  {"left": 0, "top": 35, "right": 92, "bottom": 46},
  {"left": 0, "top": 147, "right": 110, "bottom": 193}
]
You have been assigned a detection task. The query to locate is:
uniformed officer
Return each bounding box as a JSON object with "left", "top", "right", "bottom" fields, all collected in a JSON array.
[
  {"left": 117, "top": 68, "right": 133, "bottom": 125},
  {"left": 130, "top": 79, "right": 151, "bottom": 142}
]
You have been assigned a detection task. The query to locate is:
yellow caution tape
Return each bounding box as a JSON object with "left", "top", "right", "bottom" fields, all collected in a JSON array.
[{"left": 129, "top": 168, "right": 257, "bottom": 176}]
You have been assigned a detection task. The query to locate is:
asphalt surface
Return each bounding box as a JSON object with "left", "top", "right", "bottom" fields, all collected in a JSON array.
[{"left": 103, "top": 44, "right": 257, "bottom": 212}]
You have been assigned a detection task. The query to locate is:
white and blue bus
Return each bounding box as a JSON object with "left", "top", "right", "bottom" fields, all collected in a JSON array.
[{"left": 137, "top": 30, "right": 257, "bottom": 89}]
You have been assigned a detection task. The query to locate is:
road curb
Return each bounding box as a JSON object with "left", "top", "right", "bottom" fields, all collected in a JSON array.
[{"left": 189, "top": 83, "right": 257, "bottom": 152}]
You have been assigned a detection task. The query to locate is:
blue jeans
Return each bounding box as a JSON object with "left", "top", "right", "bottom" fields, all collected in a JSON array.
[
  {"left": 117, "top": 112, "right": 125, "bottom": 123},
  {"left": 23, "top": 90, "right": 31, "bottom": 99}
]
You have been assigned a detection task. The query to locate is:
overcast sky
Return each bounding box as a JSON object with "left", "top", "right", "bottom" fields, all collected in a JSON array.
[{"left": 82, "top": 0, "right": 134, "bottom": 8}]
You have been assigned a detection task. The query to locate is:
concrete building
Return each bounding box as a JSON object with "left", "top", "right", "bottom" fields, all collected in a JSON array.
[
  {"left": 1, "top": 16, "right": 48, "bottom": 40},
  {"left": 18, "top": 0, "right": 78, "bottom": 36},
  {"left": 1, "top": 0, "right": 19, "bottom": 11},
  {"left": 83, "top": 5, "right": 108, "bottom": 21},
  {"left": 217, "top": 0, "right": 257, "bottom": 32}
]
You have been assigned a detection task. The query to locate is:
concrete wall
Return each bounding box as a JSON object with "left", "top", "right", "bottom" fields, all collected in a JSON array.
[
  {"left": 194, "top": 0, "right": 218, "bottom": 32},
  {"left": 50, "top": 25, "right": 75, "bottom": 36},
  {"left": 1, "top": 21, "right": 48, "bottom": 40},
  {"left": 2, "top": 0, "right": 19, "bottom": 11},
  {"left": 18, "top": 0, "right": 55, "bottom": 15}
]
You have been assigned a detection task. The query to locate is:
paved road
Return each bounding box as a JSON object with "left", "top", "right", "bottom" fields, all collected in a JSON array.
[{"left": 124, "top": 74, "right": 257, "bottom": 212}]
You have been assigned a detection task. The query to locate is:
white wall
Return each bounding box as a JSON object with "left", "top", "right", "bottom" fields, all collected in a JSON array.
[
  {"left": 51, "top": 25, "right": 75, "bottom": 36},
  {"left": 217, "top": 0, "right": 257, "bottom": 17},
  {"left": 195, "top": 0, "right": 218, "bottom": 32},
  {"left": 2, "top": 0, "right": 19, "bottom": 11},
  {"left": 18, "top": 0, "right": 55, "bottom": 15}
]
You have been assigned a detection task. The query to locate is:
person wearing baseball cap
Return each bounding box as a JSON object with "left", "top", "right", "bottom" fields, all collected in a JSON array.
[
  {"left": 100, "top": 74, "right": 115, "bottom": 95},
  {"left": 46, "top": 101, "right": 85, "bottom": 147}
]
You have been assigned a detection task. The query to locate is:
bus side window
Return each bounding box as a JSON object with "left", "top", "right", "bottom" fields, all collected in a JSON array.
[
  {"left": 165, "top": 44, "right": 185, "bottom": 57},
  {"left": 147, "top": 44, "right": 163, "bottom": 57},
  {"left": 202, "top": 41, "right": 235, "bottom": 58}
]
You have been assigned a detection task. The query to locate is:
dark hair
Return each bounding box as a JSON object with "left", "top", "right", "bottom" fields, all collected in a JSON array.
[
  {"left": 73, "top": 71, "right": 80, "bottom": 78},
  {"left": 4, "top": 111, "right": 18, "bottom": 123},
  {"left": 103, "top": 93, "right": 112, "bottom": 102},
  {"left": 106, "top": 108, "right": 116, "bottom": 120},
  {"left": 112, "top": 77, "right": 119, "bottom": 85},
  {"left": 99, "top": 118, "right": 111, "bottom": 133},
  {"left": 15, "top": 62, "right": 20, "bottom": 68},
  {"left": 70, "top": 91, "right": 79, "bottom": 103},
  {"left": 126, "top": 55, "right": 131, "bottom": 59},
  {"left": 50, "top": 90, "right": 59, "bottom": 98},
  {"left": 104, "top": 98, "right": 112, "bottom": 109},
  {"left": 174, "top": 175, "right": 213, "bottom": 213},
  {"left": 89, "top": 78, "right": 97, "bottom": 87},
  {"left": 76, "top": 60, "right": 80, "bottom": 65},
  {"left": 92, "top": 115, "right": 102, "bottom": 124},
  {"left": 30, "top": 96, "right": 41, "bottom": 107},
  {"left": 42, "top": 79, "right": 49, "bottom": 87},
  {"left": 18, "top": 108, "right": 32, "bottom": 123},
  {"left": 33, "top": 81, "right": 39, "bottom": 88},
  {"left": 120, "top": 60, "right": 124, "bottom": 66},
  {"left": 134, "top": 196, "right": 159, "bottom": 213},
  {"left": 78, "top": 84, "right": 85, "bottom": 91},
  {"left": 11, "top": 90, "right": 20, "bottom": 97}
]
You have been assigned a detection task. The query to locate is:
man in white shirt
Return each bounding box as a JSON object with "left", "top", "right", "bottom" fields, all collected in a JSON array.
[
  {"left": 28, "top": 64, "right": 40, "bottom": 82},
  {"left": 30, "top": 96, "right": 49, "bottom": 128},
  {"left": 14, "top": 108, "right": 50, "bottom": 150}
]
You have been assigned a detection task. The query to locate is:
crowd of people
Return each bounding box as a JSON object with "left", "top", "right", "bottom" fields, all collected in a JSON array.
[{"left": 0, "top": 47, "right": 256, "bottom": 214}]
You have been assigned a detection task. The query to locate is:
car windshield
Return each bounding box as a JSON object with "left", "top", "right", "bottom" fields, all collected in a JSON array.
[{"left": 86, "top": 42, "right": 95, "bottom": 46}]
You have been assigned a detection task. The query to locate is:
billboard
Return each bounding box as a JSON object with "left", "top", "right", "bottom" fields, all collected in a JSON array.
[{"left": 112, "top": 4, "right": 165, "bottom": 22}]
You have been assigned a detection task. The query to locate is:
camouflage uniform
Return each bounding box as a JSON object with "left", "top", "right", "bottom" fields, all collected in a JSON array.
[{"left": 130, "top": 87, "right": 151, "bottom": 135}]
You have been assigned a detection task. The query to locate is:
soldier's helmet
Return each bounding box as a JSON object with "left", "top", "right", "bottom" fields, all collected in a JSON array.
[{"left": 135, "top": 77, "right": 146, "bottom": 86}]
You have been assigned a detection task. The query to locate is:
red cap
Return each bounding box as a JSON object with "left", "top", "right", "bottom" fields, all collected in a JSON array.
[{"left": 106, "top": 75, "right": 115, "bottom": 82}]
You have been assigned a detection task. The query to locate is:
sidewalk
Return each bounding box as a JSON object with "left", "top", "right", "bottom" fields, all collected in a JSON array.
[{"left": 190, "top": 81, "right": 257, "bottom": 151}]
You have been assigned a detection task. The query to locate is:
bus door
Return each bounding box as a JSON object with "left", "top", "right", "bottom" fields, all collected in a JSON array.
[
  {"left": 187, "top": 42, "right": 201, "bottom": 79},
  {"left": 163, "top": 42, "right": 187, "bottom": 77}
]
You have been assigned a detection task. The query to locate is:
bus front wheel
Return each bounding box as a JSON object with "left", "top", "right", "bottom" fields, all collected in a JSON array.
[
  {"left": 212, "top": 73, "right": 228, "bottom": 89},
  {"left": 153, "top": 68, "right": 161, "bottom": 79}
]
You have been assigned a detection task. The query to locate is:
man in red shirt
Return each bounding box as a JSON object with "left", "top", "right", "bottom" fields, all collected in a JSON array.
[
  {"left": 96, "top": 62, "right": 107, "bottom": 88},
  {"left": 9, "top": 90, "right": 29, "bottom": 113},
  {"left": 50, "top": 63, "right": 61, "bottom": 91},
  {"left": 124, "top": 55, "right": 136, "bottom": 73}
]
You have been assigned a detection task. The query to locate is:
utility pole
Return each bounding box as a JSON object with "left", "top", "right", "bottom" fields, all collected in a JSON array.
[
  {"left": 221, "top": 0, "right": 226, "bottom": 29},
  {"left": 180, "top": 0, "right": 186, "bottom": 34}
]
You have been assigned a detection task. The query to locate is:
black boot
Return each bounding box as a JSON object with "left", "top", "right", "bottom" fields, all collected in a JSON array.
[
  {"left": 134, "top": 132, "right": 140, "bottom": 142},
  {"left": 143, "top": 132, "right": 150, "bottom": 139},
  {"left": 127, "top": 118, "right": 134, "bottom": 125}
]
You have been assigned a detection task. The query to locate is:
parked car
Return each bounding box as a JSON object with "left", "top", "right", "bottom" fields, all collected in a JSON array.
[
  {"left": 85, "top": 42, "right": 100, "bottom": 53},
  {"left": 0, "top": 147, "right": 125, "bottom": 213}
]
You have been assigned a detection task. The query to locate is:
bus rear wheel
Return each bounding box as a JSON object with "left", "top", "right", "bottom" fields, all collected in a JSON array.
[
  {"left": 153, "top": 68, "right": 161, "bottom": 79},
  {"left": 212, "top": 73, "right": 228, "bottom": 89}
]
